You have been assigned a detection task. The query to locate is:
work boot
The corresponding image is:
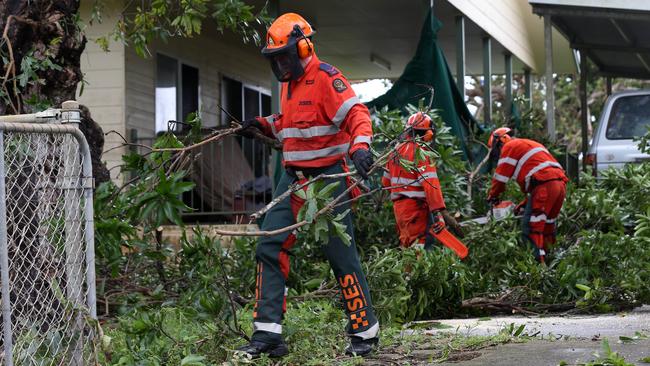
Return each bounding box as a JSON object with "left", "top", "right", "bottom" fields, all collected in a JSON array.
[
  {"left": 235, "top": 340, "right": 289, "bottom": 358},
  {"left": 345, "top": 337, "right": 379, "bottom": 357}
]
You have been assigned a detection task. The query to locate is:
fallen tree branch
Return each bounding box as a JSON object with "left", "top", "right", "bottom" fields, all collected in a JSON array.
[
  {"left": 213, "top": 164, "right": 381, "bottom": 237},
  {"left": 230, "top": 121, "right": 283, "bottom": 150},
  {"left": 249, "top": 171, "right": 356, "bottom": 221},
  {"left": 466, "top": 145, "right": 491, "bottom": 212},
  {"left": 153, "top": 127, "right": 240, "bottom": 152}
]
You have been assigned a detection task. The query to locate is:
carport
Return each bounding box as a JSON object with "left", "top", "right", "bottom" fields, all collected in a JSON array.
[
  {"left": 256, "top": 0, "right": 575, "bottom": 124},
  {"left": 530, "top": 0, "right": 650, "bottom": 168}
]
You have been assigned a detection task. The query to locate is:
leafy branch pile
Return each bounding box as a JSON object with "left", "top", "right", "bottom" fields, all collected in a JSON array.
[{"left": 92, "top": 107, "right": 650, "bottom": 364}]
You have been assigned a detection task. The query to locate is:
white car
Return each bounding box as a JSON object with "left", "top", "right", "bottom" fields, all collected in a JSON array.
[{"left": 586, "top": 90, "right": 650, "bottom": 175}]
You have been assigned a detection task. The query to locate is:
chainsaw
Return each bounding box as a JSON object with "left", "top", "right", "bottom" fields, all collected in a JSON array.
[
  {"left": 429, "top": 212, "right": 469, "bottom": 259},
  {"left": 460, "top": 201, "right": 519, "bottom": 226}
]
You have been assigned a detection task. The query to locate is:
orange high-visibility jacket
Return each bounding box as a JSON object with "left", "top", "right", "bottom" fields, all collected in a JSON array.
[
  {"left": 489, "top": 138, "right": 567, "bottom": 198},
  {"left": 382, "top": 140, "right": 446, "bottom": 212},
  {"left": 255, "top": 55, "right": 373, "bottom": 168}
]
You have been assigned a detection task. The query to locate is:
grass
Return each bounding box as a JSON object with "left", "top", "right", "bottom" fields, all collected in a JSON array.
[{"left": 102, "top": 299, "right": 531, "bottom": 365}]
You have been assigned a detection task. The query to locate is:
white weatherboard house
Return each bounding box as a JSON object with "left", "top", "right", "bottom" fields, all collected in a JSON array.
[{"left": 76, "top": 0, "right": 573, "bottom": 222}]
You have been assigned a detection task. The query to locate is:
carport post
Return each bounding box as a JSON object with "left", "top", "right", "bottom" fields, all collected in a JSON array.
[
  {"left": 580, "top": 49, "right": 589, "bottom": 172},
  {"left": 524, "top": 67, "right": 533, "bottom": 109},
  {"left": 606, "top": 76, "right": 612, "bottom": 96},
  {"left": 544, "top": 14, "right": 555, "bottom": 141},
  {"left": 483, "top": 35, "right": 492, "bottom": 123},
  {"left": 269, "top": 0, "right": 282, "bottom": 187},
  {"left": 456, "top": 15, "right": 466, "bottom": 98},
  {"left": 504, "top": 52, "right": 513, "bottom": 123}
]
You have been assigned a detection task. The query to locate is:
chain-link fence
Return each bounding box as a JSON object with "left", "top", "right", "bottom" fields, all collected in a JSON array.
[{"left": 0, "top": 102, "right": 97, "bottom": 365}]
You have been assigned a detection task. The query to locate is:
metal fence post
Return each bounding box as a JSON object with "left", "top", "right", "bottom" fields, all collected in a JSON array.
[
  {"left": 61, "top": 102, "right": 84, "bottom": 366},
  {"left": 73, "top": 131, "right": 97, "bottom": 320},
  {"left": 0, "top": 130, "right": 14, "bottom": 366}
]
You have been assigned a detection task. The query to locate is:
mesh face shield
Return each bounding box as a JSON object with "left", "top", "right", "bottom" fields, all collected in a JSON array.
[{"left": 262, "top": 37, "right": 305, "bottom": 82}]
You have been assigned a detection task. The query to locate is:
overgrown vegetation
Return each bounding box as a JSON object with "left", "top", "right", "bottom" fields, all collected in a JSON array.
[
  {"left": 89, "top": 0, "right": 270, "bottom": 57},
  {"left": 90, "top": 105, "right": 650, "bottom": 364}
]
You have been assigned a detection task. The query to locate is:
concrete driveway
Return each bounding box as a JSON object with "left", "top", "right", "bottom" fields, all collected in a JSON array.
[{"left": 428, "top": 305, "right": 650, "bottom": 365}]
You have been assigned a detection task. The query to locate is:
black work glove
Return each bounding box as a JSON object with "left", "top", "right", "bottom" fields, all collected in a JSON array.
[
  {"left": 486, "top": 196, "right": 500, "bottom": 206},
  {"left": 238, "top": 118, "right": 262, "bottom": 139},
  {"left": 351, "top": 149, "right": 374, "bottom": 180}
]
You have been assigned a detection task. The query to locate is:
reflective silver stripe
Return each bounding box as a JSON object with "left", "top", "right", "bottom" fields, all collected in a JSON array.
[
  {"left": 283, "top": 143, "right": 349, "bottom": 161},
  {"left": 420, "top": 172, "right": 438, "bottom": 179},
  {"left": 353, "top": 135, "right": 372, "bottom": 145},
  {"left": 277, "top": 125, "right": 340, "bottom": 140},
  {"left": 529, "top": 214, "right": 547, "bottom": 223},
  {"left": 382, "top": 171, "right": 390, "bottom": 179},
  {"left": 391, "top": 177, "right": 422, "bottom": 186},
  {"left": 546, "top": 218, "right": 556, "bottom": 224},
  {"left": 253, "top": 322, "right": 282, "bottom": 334},
  {"left": 498, "top": 157, "right": 518, "bottom": 166},
  {"left": 332, "top": 96, "right": 360, "bottom": 127},
  {"left": 351, "top": 321, "right": 379, "bottom": 340},
  {"left": 524, "top": 161, "right": 564, "bottom": 190},
  {"left": 513, "top": 147, "right": 547, "bottom": 180},
  {"left": 494, "top": 173, "right": 510, "bottom": 183},
  {"left": 390, "top": 191, "right": 426, "bottom": 200},
  {"left": 539, "top": 249, "right": 546, "bottom": 256}
]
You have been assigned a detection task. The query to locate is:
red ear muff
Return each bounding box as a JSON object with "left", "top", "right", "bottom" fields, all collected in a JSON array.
[
  {"left": 423, "top": 130, "right": 434, "bottom": 142},
  {"left": 297, "top": 38, "right": 313, "bottom": 59}
]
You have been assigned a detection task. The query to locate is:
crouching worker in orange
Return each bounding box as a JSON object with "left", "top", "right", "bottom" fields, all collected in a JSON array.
[
  {"left": 382, "top": 112, "right": 448, "bottom": 250},
  {"left": 486, "top": 128, "right": 569, "bottom": 263}
]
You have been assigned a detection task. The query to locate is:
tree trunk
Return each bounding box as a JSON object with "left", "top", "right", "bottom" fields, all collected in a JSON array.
[{"left": 1, "top": 0, "right": 109, "bottom": 184}]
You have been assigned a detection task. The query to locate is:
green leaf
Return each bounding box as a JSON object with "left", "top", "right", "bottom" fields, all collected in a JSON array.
[
  {"left": 181, "top": 354, "right": 206, "bottom": 366},
  {"left": 513, "top": 324, "right": 526, "bottom": 337},
  {"left": 319, "top": 181, "right": 340, "bottom": 198},
  {"left": 304, "top": 201, "right": 318, "bottom": 223},
  {"left": 294, "top": 188, "right": 307, "bottom": 200},
  {"left": 618, "top": 336, "right": 635, "bottom": 343},
  {"left": 575, "top": 284, "right": 591, "bottom": 292},
  {"left": 332, "top": 221, "right": 351, "bottom": 246}
]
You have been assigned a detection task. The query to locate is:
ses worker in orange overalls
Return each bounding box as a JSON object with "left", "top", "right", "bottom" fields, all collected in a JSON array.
[
  {"left": 486, "top": 127, "right": 569, "bottom": 263},
  {"left": 382, "top": 112, "right": 447, "bottom": 250},
  {"left": 237, "top": 13, "right": 378, "bottom": 358}
]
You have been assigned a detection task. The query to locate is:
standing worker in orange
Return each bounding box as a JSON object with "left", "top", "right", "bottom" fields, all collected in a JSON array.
[
  {"left": 382, "top": 112, "right": 448, "bottom": 250},
  {"left": 236, "top": 13, "right": 379, "bottom": 358},
  {"left": 486, "top": 128, "right": 569, "bottom": 263}
]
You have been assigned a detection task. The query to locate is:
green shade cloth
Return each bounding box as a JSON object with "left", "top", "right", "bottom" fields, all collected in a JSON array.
[{"left": 366, "top": 10, "right": 485, "bottom": 164}]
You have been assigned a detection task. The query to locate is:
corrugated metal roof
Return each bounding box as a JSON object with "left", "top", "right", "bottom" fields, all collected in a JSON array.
[{"left": 530, "top": 0, "right": 650, "bottom": 78}]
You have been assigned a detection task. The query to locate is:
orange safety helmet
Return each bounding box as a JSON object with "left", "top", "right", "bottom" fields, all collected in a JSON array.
[
  {"left": 262, "top": 13, "right": 315, "bottom": 81},
  {"left": 406, "top": 112, "right": 435, "bottom": 142},
  {"left": 487, "top": 127, "right": 513, "bottom": 149}
]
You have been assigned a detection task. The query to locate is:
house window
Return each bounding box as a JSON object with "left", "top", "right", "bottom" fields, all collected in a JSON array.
[
  {"left": 221, "top": 77, "right": 272, "bottom": 178},
  {"left": 220, "top": 76, "right": 271, "bottom": 126},
  {"left": 155, "top": 54, "right": 199, "bottom": 132}
]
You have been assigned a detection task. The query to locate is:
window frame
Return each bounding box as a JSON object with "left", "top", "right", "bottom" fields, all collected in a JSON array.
[
  {"left": 219, "top": 74, "right": 271, "bottom": 126},
  {"left": 155, "top": 52, "right": 202, "bottom": 133}
]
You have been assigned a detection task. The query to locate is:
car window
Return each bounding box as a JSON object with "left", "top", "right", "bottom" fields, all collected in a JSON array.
[{"left": 606, "top": 95, "right": 650, "bottom": 140}]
